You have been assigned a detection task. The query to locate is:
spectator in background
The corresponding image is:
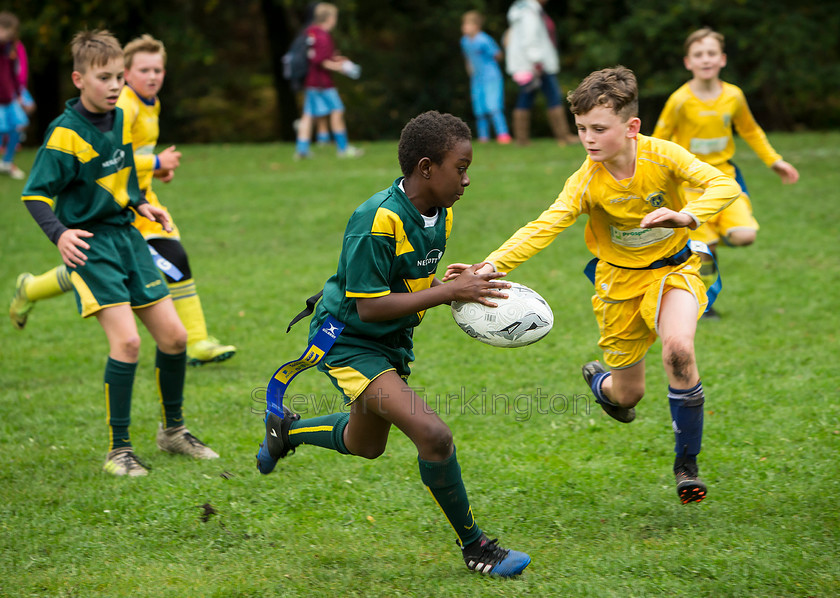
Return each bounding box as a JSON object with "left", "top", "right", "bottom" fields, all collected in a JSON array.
[
  {"left": 460, "top": 10, "right": 511, "bottom": 145},
  {"left": 504, "top": 0, "right": 577, "bottom": 146},
  {"left": 294, "top": 2, "right": 362, "bottom": 160},
  {"left": 0, "top": 11, "right": 28, "bottom": 179}
]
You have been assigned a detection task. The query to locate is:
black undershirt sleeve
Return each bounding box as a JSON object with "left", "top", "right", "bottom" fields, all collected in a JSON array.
[{"left": 25, "top": 201, "right": 68, "bottom": 245}]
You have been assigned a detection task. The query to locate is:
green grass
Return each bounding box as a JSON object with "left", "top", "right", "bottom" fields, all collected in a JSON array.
[{"left": 1, "top": 132, "right": 839, "bottom": 597}]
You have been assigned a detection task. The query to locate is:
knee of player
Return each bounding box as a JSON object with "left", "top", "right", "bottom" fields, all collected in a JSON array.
[
  {"left": 156, "top": 326, "right": 187, "bottom": 354},
  {"left": 415, "top": 421, "right": 454, "bottom": 459},
  {"left": 119, "top": 335, "right": 142, "bottom": 361},
  {"left": 354, "top": 441, "right": 387, "bottom": 460},
  {"left": 171, "top": 327, "right": 188, "bottom": 352},
  {"left": 663, "top": 340, "right": 696, "bottom": 376}
]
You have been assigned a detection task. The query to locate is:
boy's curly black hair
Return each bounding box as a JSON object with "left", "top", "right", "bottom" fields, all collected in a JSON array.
[{"left": 398, "top": 111, "right": 471, "bottom": 177}]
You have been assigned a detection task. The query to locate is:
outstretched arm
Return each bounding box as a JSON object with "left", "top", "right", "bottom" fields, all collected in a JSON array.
[{"left": 355, "top": 263, "right": 508, "bottom": 322}]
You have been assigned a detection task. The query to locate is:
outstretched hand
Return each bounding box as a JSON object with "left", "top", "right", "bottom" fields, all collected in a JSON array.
[
  {"left": 138, "top": 203, "right": 173, "bottom": 232},
  {"left": 57, "top": 229, "right": 94, "bottom": 268},
  {"left": 444, "top": 262, "right": 509, "bottom": 307},
  {"left": 156, "top": 145, "right": 181, "bottom": 171},
  {"left": 443, "top": 261, "right": 494, "bottom": 281},
  {"left": 154, "top": 168, "right": 175, "bottom": 183},
  {"left": 771, "top": 159, "right": 799, "bottom": 184},
  {"left": 640, "top": 208, "right": 695, "bottom": 230}
]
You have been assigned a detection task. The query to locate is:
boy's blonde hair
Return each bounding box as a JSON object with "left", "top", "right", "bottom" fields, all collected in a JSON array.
[
  {"left": 71, "top": 30, "right": 123, "bottom": 73},
  {"left": 462, "top": 10, "right": 483, "bottom": 27},
  {"left": 567, "top": 66, "right": 638, "bottom": 121},
  {"left": 684, "top": 27, "right": 725, "bottom": 55},
  {"left": 313, "top": 3, "right": 338, "bottom": 24},
  {"left": 124, "top": 34, "right": 167, "bottom": 69}
]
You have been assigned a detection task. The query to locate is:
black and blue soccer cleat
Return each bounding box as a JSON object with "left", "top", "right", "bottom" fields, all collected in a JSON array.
[
  {"left": 462, "top": 533, "right": 531, "bottom": 577},
  {"left": 256, "top": 406, "right": 300, "bottom": 474}
]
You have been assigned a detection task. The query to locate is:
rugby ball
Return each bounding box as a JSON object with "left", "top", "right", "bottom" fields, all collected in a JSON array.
[{"left": 451, "top": 282, "right": 553, "bottom": 348}]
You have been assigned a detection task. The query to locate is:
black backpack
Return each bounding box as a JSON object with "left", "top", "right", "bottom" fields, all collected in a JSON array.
[{"left": 282, "top": 31, "right": 310, "bottom": 91}]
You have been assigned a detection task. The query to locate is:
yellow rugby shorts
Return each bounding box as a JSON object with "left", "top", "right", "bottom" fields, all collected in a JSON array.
[{"left": 591, "top": 255, "right": 707, "bottom": 369}]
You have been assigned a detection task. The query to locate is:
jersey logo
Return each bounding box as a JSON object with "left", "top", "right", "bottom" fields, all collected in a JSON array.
[
  {"left": 416, "top": 248, "right": 443, "bottom": 274},
  {"left": 102, "top": 148, "right": 126, "bottom": 171}
]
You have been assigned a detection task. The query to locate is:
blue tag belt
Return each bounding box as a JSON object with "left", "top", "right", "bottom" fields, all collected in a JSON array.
[{"left": 266, "top": 292, "right": 344, "bottom": 418}]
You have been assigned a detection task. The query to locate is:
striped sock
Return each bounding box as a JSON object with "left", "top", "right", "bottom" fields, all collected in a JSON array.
[
  {"left": 590, "top": 371, "right": 614, "bottom": 405},
  {"left": 288, "top": 412, "right": 351, "bottom": 454}
]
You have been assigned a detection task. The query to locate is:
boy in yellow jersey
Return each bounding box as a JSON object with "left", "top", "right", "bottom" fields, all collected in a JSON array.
[
  {"left": 446, "top": 66, "right": 740, "bottom": 503},
  {"left": 20, "top": 30, "right": 218, "bottom": 476},
  {"left": 9, "top": 34, "right": 236, "bottom": 366},
  {"left": 652, "top": 28, "right": 799, "bottom": 318}
]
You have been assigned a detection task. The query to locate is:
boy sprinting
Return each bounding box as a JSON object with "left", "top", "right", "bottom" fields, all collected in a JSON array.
[
  {"left": 19, "top": 30, "right": 218, "bottom": 476},
  {"left": 446, "top": 67, "right": 741, "bottom": 503},
  {"left": 652, "top": 27, "right": 799, "bottom": 318},
  {"left": 460, "top": 10, "right": 511, "bottom": 144},
  {"left": 257, "top": 111, "right": 530, "bottom": 577},
  {"left": 9, "top": 34, "right": 236, "bottom": 366}
]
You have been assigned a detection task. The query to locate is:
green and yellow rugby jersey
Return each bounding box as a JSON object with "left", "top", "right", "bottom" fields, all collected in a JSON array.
[
  {"left": 311, "top": 177, "right": 453, "bottom": 346},
  {"left": 22, "top": 98, "right": 142, "bottom": 228}
]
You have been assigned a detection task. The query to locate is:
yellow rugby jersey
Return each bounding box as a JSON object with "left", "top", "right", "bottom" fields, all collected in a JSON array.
[
  {"left": 485, "top": 134, "right": 740, "bottom": 272},
  {"left": 117, "top": 85, "right": 179, "bottom": 239},
  {"left": 652, "top": 81, "right": 781, "bottom": 168}
]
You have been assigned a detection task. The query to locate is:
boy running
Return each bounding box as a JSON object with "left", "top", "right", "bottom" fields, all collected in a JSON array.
[
  {"left": 653, "top": 28, "right": 799, "bottom": 317},
  {"left": 257, "top": 111, "right": 530, "bottom": 577},
  {"left": 447, "top": 67, "right": 741, "bottom": 503}
]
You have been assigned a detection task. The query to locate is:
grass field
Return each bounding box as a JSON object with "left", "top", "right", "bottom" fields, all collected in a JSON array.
[{"left": 1, "top": 132, "right": 839, "bottom": 597}]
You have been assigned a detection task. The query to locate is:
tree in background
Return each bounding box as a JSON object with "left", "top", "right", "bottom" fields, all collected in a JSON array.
[{"left": 10, "top": 0, "right": 840, "bottom": 145}]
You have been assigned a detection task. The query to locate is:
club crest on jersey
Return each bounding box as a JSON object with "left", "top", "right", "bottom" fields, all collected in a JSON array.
[
  {"left": 102, "top": 148, "right": 126, "bottom": 171},
  {"left": 645, "top": 191, "right": 665, "bottom": 208}
]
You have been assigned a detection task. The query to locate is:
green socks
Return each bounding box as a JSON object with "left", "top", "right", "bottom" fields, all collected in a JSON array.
[
  {"left": 155, "top": 349, "right": 185, "bottom": 429},
  {"left": 104, "top": 357, "right": 137, "bottom": 450},
  {"left": 419, "top": 447, "right": 483, "bottom": 547},
  {"left": 288, "top": 412, "right": 351, "bottom": 454}
]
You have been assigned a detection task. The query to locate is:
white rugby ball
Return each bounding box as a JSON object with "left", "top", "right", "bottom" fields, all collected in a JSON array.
[{"left": 451, "top": 282, "right": 553, "bottom": 348}]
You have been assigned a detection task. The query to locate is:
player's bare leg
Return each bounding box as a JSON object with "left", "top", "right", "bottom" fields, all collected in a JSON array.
[{"left": 583, "top": 360, "right": 644, "bottom": 423}]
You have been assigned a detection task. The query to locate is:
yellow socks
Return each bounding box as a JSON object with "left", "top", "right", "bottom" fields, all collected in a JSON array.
[
  {"left": 26, "top": 265, "right": 73, "bottom": 301},
  {"left": 168, "top": 278, "right": 208, "bottom": 343}
]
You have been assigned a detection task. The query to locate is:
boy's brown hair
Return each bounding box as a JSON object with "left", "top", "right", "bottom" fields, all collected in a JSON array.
[
  {"left": 684, "top": 27, "right": 725, "bottom": 55},
  {"left": 567, "top": 66, "right": 638, "bottom": 121},
  {"left": 71, "top": 30, "right": 123, "bottom": 73},
  {"left": 124, "top": 34, "right": 167, "bottom": 69}
]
